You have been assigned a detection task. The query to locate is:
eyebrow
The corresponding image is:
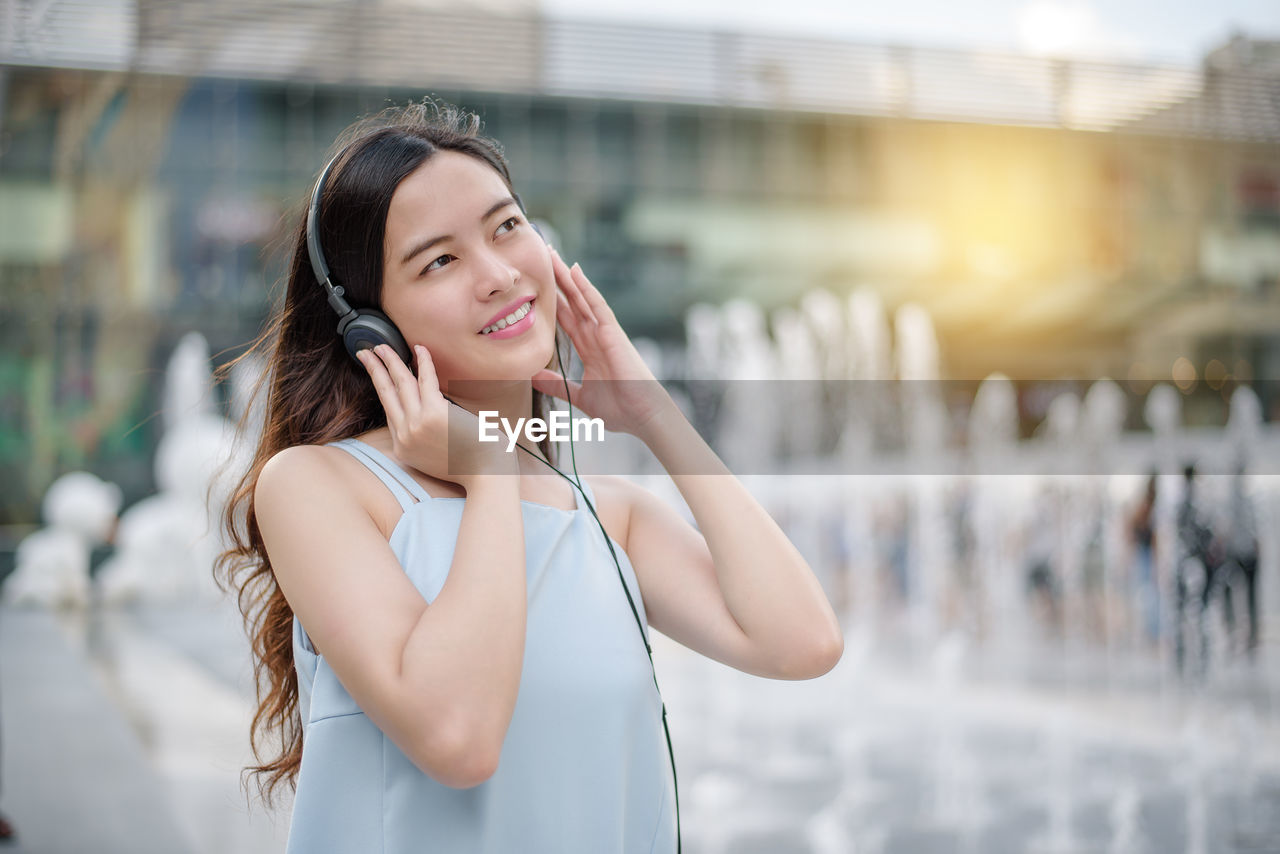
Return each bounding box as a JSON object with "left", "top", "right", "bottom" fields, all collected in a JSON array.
[{"left": 399, "top": 196, "right": 520, "bottom": 266}]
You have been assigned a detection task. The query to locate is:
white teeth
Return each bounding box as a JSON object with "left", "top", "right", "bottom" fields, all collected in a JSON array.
[{"left": 480, "top": 300, "right": 532, "bottom": 334}]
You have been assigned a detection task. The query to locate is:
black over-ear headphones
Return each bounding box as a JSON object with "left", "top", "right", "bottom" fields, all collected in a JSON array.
[{"left": 307, "top": 149, "right": 414, "bottom": 365}]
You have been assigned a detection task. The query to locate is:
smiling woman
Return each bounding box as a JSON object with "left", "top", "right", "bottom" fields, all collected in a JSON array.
[{"left": 215, "top": 98, "right": 842, "bottom": 854}]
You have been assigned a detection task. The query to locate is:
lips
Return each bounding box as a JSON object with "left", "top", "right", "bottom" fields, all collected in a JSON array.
[{"left": 479, "top": 296, "right": 536, "bottom": 334}]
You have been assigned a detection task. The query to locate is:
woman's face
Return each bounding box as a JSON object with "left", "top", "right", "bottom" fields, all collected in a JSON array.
[{"left": 380, "top": 150, "right": 556, "bottom": 391}]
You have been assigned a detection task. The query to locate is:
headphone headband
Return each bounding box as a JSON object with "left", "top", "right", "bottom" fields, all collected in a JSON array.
[
  {"left": 307, "top": 150, "right": 358, "bottom": 321},
  {"left": 306, "top": 144, "right": 411, "bottom": 364}
]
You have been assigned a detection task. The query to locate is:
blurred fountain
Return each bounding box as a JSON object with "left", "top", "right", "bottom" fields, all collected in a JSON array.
[
  {"left": 800, "top": 289, "right": 849, "bottom": 382},
  {"left": 838, "top": 476, "right": 880, "bottom": 630},
  {"left": 895, "top": 303, "right": 949, "bottom": 646},
  {"left": 1081, "top": 379, "right": 1128, "bottom": 470},
  {"left": 657, "top": 294, "right": 1280, "bottom": 854},
  {"left": 1080, "top": 379, "right": 1130, "bottom": 656},
  {"left": 771, "top": 304, "right": 823, "bottom": 460},
  {"left": 685, "top": 302, "right": 722, "bottom": 381},
  {"left": 1033, "top": 708, "right": 1080, "bottom": 854},
  {"left": 687, "top": 770, "right": 749, "bottom": 854},
  {"left": 1144, "top": 384, "right": 1184, "bottom": 676},
  {"left": 682, "top": 303, "right": 726, "bottom": 471},
  {"left": 847, "top": 288, "right": 891, "bottom": 382},
  {"left": 716, "top": 299, "right": 779, "bottom": 474},
  {"left": 801, "top": 289, "right": 851, "bottom": 455},
  {"left": 1038, "top": 390, "right": 1094, "bottom": 650},
  {"left": 1108, "top": 777, "right": 1147, "bottom": 854},
  {"left": 806, "top": 727, "right": 888, "bottom": 854},
  {"left": 3, "top": 472, "right": 122, "bottom": 608},
  {"left": 839, "top": 288, "right": 892, "bottom": 463},
  {"left": 968, "top": 374, "right": 1030, "bottom": 666},
  {"left": 1178, "top": 709, "right": 1216, "bottom": 854},
  {"left": 1224, "top": 706, "right": 1268, "bottom": 849},
  {"left": 804, "top": 619, "right": 886, "bottom": 853},
  {"left": 1226, "top": 384, "right": 1263, "bottom": 456},
  {"left": 928, "top": 632, "right": 989, "bottom": 845}
]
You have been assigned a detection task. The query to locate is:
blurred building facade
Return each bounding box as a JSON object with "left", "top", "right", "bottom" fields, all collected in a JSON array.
[{"left": 1, "top": 0, "right": 1278, "bottom": 523}]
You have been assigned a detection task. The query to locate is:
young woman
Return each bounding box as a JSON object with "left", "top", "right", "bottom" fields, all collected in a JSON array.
[{"left": 219, "top": 100, "right": 843, "bottom": 853}]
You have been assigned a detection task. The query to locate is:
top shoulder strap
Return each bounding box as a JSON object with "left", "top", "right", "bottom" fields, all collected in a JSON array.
[{"left": 328, "top": 438, "right": 430, "bottom": 510}]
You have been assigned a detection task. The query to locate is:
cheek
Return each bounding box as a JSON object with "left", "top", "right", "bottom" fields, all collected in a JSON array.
[
  {"left": 517, "top": 236, "right": 553, "bottom": 280},
  {"left": 384, "top": 289, "right": 451, "bottom": 339}
]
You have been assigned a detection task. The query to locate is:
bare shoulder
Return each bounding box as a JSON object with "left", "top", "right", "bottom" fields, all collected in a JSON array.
[
  {"left": 581, "top": 473, "right": 632, "bottom": 499},
  {"left": 255, "top": 444, "right": 350, "bottom": 503},
  {"left": 583, "top": 474, "right": 669, "bottom": 509},
  {"left": 256, "top": 443, "right": 406, "bottom": 535},
  {"left": 580, "top": 474, "right": 676, "bottom": 553}
]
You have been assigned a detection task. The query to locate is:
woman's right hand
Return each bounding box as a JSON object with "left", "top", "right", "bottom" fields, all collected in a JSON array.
[{"left": 357, "top": 344, "right": 518, "bottom": 491}]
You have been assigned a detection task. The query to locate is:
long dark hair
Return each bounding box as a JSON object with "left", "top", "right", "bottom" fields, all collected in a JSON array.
[{"left": 215, "top": 99, "right": 560, "bottom": 806}]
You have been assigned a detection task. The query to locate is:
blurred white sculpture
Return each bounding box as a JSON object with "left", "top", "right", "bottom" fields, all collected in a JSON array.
[
  {"left": 3, "top": 471, "right": 122, "bottom": 608},
  {"left": 1226, "top": 384, "right": 1263, "bottom": 453},
  {"left": 96, "top": 332, "right": 251, "bottom": 604},
  {"left": 163, "top": 331, "right": 219, "bottom": 431}
]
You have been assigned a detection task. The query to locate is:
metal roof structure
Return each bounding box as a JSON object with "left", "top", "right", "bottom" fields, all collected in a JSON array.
[{"left": 2, "top": 0, "right": 1277, "bottom": 142}]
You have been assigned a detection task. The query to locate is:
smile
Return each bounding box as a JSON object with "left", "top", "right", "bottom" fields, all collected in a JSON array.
[{"left": 479, "top": 298, "right": 535, "bottom": 339}]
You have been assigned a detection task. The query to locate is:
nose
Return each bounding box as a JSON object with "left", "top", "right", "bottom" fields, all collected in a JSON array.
[{"left": 475, "top": 246, "right": 520, "bottom": 298}]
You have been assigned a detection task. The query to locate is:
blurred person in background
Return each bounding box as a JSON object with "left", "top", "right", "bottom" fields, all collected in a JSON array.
[
  {"left": 1222, "top": 464, "right": 1260, "bottom": 659},
  {"left": 1127, "top": 473, "right": 1160, "bottom": 649},
  {"left": 0, "top": 676, "right": 11, "bottom": 843},
  {"left": 1174, "top": 465, "right": 1222, "bottom": 676},
  {"left": 216, "top": 100, "right": 843, "bottom": 853}
]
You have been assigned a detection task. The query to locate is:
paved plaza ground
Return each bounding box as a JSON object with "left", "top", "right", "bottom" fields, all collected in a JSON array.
[{"left": 2, "top": 599, "right": 1279, "bottom": 853}]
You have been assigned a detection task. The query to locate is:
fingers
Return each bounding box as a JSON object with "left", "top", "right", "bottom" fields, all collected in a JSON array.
[
  {"left": 554, "top": 290, "right": 586, "bottom": 344},
  {"left": 568, "top": 261, "right": 618, "bottom": 326},
  {"left": 551, "top": 248, "right": 596, "bottom": 326},
  {"left": 551, "top": 267, "right": 595, "bottom": 363},
  {"left": 356, "top": 347, "right": 407, "bottom": 428},
  {"left": 551, "top": 248, "right": 618, "bottom": 333},
  {"left": 379, "top": 344, "right": 425, "bottom": 419},
  {"left": 413, "top": 345, "right": 442, "bottom": 401}
]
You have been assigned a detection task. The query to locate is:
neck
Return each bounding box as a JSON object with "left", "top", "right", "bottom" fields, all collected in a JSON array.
[{"left": 443, "top": 380, "right": 552, "bottom": 473}]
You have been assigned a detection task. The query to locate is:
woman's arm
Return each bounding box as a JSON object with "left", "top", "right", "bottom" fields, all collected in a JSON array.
[
  {"left": 622, "top": 403, "right": 844, "bottom": 680},
  {"left": 257, "top": 447, "right": 526, "bottom": 788},
  {"left": 534, "top": 250, "right": 843, "bottom": 680}
]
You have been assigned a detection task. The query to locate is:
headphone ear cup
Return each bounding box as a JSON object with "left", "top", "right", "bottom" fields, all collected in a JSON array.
[{"left": 340, "top": 309, "right": 412, "bottom": 365}]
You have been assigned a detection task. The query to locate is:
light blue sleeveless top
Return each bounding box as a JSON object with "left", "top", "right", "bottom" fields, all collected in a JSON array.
[{"left": 287, "top": 438, "right": 677, "bottom": 854}]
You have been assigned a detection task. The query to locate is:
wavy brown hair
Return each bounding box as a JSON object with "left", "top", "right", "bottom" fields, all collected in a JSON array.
[{"left": 215, "top": 99, "right": 561, "bottom": 807}]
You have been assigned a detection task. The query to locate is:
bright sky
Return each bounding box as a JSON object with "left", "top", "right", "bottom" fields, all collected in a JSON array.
[{"left": 543, "top": 0, "right": 1278, "bottom": 65}]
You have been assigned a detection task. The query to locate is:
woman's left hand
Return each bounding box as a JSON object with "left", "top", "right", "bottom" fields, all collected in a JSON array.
[{"left": 532, "top": 248, "right": 673, "bottom": 438}]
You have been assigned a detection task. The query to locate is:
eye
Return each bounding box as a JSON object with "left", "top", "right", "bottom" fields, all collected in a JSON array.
[
  {"left": 421, "top": 254, "right": 454, "bottom": 275},
  {"left": 496, "top": 216, "right": 520, "bottom": 236}
]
